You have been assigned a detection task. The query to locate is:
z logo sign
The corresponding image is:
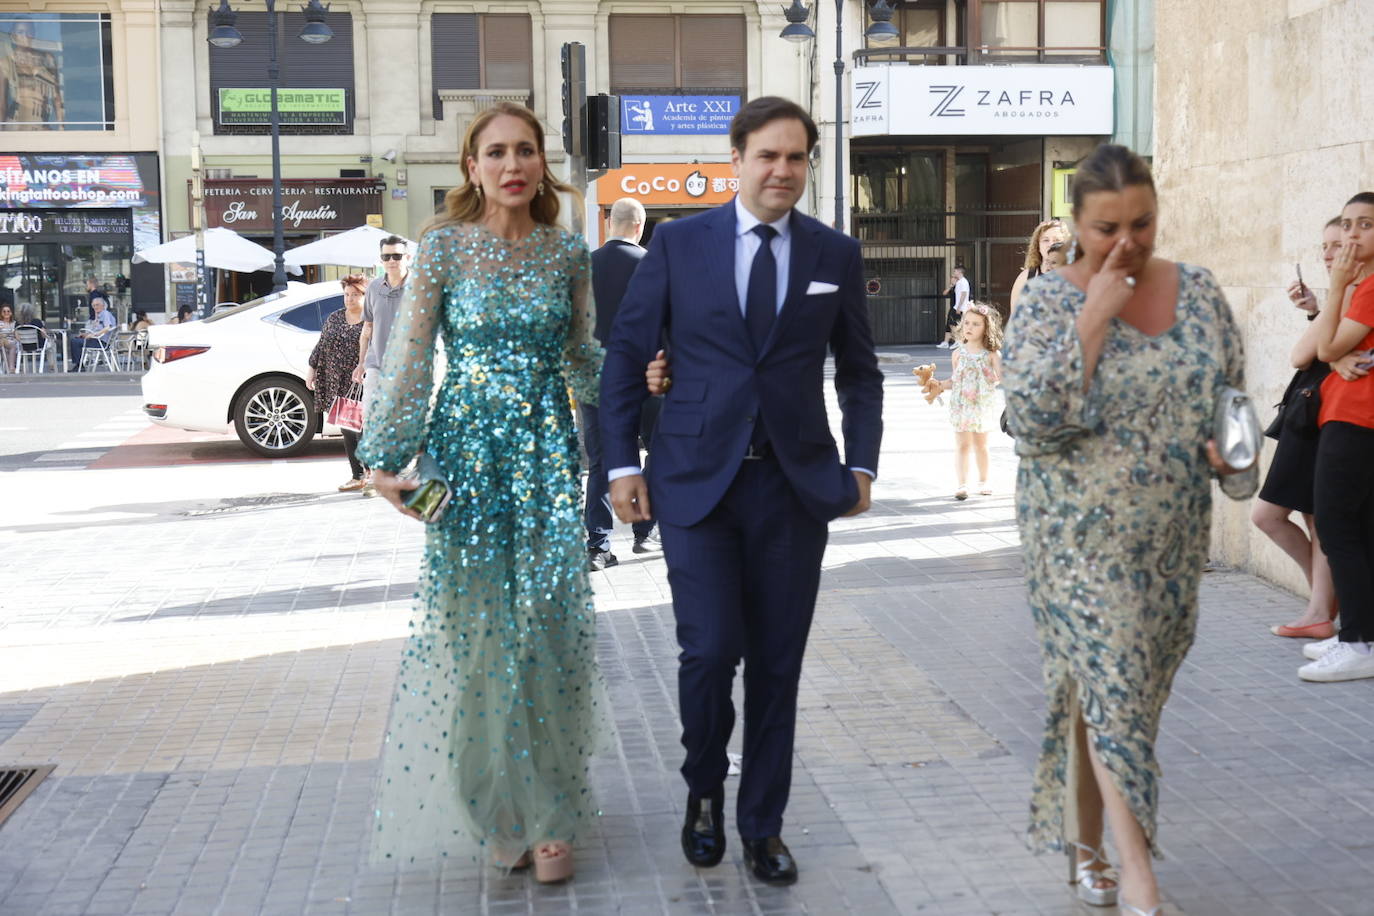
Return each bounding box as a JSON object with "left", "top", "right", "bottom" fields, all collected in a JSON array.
[
  {"left": 854, "top": 80, "right": 883, "bottom": 109},
  {"left": 929, "top": 85, "right": 965, "bottom": 117}
]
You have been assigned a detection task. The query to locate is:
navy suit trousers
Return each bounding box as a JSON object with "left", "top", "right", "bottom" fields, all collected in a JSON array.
[
  {"left": 580, "top": 402, "right": 653, "bottom": 549},
  {"left": 659, "top": 455, "right": 828, "bottom": 840}
]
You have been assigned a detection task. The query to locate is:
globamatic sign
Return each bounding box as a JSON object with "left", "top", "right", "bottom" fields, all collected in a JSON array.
[
  {"left": 851, "top": 66, "right": 1114, "bottom": 137},
  {"left": 217, "top": 89, "right": 348, "bottom": 126},
  {"left": 619, "top": 95, "right": 740, "bottom": 134},
  {"left": 197, "top": 178, "right": 385, "bottom": 233}
]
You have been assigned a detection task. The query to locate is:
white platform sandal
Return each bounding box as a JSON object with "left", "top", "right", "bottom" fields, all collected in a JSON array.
[
  {"left": 1120, "top": 905, "right": 1160, "bottom": 916},
  {"left": 1067, "top": 841, "right": 1119, "bottom": 907}
]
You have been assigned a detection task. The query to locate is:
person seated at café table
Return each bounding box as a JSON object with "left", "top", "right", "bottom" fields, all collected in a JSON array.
[{"left": 69, "top": 297, "right": 117, "bottom": 370}]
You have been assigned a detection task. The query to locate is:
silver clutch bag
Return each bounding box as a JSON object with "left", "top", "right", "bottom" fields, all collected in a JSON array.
[{"left": 1213, "top": 386, "right": 1260, "bottom": 500}]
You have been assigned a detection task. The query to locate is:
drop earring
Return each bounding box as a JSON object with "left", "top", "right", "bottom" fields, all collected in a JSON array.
[
  {"left": 537, "top": 181, "right": 545, "bottom": 196},
  {"left": 474, "top": 184, "right": 482, "bottom": 198}
]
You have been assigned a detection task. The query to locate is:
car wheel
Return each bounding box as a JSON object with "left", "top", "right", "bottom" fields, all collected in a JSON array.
[{"left": 233, "top": 376, "right": 317, "bottom": 458}]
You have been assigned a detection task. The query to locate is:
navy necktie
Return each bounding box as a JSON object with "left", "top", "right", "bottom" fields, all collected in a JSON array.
[{"left": 745, "top": 224, "right": 778, "bottom": 353}]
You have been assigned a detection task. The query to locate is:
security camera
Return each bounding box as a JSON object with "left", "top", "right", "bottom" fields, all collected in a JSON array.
[{"left": 380, "top": 149, "right": 398, "bottom": 163}]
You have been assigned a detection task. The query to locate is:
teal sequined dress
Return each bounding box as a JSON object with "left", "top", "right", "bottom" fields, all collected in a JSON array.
[
  {"left": 357, "top": 221, "right": 609, "bottom": 865},
  {"left": 1003, "top": 264, "right": 1244, "bottom": 857}
]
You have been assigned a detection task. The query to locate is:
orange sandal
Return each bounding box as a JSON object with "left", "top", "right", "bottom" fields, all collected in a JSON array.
[
  {"left": 1271, "top": 621, "right": 1336, "bottom": 639},
  {"left": 533, "top": 842, "right": 574, "bottom": 884}
]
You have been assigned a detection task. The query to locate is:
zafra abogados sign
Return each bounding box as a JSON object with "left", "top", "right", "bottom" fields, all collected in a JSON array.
[{"left": 217, "top": 88, "right": 347, "bottom": 125}]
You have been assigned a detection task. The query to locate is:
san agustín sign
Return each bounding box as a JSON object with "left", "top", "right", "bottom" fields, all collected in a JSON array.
[{"left": 195, "top": 179, "right": 384, "bottom": 233}]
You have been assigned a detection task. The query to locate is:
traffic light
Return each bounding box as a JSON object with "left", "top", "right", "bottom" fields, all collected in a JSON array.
[
  {"left": 560, "top": 42, "right": 586, "bottom": 157},
  {"left": 585, "top": 94, "right": 622, "bottom": 171}
]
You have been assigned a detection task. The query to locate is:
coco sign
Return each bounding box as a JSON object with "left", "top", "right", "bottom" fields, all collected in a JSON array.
[{"left": 198, "top": 178, "right": 384, "bottom": 233}]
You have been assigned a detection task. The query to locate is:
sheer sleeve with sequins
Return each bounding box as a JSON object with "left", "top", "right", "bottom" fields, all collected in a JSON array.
[
  {"left": 1002, "top": 276, "right": 1105, "bottom": 457},
  {"left": 562, "top": 240, "right": 603, "bottom": 406},
  {"left": 357, "top": 229, "right": 445, "bottom": 472}
]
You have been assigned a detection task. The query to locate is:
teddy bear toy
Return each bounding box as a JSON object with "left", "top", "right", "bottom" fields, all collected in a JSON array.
[{"left": 912, "top": 363, "right": 947, "bottom": 405}]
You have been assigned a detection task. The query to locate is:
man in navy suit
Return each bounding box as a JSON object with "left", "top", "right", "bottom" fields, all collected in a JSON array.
[
  {"left": 583, "top": 197, "right": 655, "bottom": 570},
  {"left": 599, "top": 97, "right": 883, "bottom": 885}
]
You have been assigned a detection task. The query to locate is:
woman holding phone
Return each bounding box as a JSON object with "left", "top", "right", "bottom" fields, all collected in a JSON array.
[
  {"left": 358, "top": 102, "right": 608, "bottom": 880},
  {"left": 1299, "top": 191, "right": 1374, "bottom": 682},
  {"left": 1252, "top": 219, "right": 1368, "bottom": 638}
]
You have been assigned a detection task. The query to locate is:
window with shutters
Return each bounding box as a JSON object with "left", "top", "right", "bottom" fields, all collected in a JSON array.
[
  {"left": 207, "top": 11, "right": 355, "bottom": 135},
  {"left": 609, "top": 14, "right": 745, "bottom": 95},
  {"left": 430, "top": 13, "right": 532, "bottom": 119},
  {"left": 976, "top": 0, "right": 1104, "bottom": 62}
]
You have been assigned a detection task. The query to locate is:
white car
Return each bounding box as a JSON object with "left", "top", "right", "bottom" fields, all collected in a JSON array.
[{"left": 141, "top": 281, "right": 350, "bottom": 458}]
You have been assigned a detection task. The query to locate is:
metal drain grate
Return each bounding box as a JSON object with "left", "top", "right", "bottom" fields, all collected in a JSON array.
[{"left": 0, "top": 765, "right": 55, "bottom": 829}]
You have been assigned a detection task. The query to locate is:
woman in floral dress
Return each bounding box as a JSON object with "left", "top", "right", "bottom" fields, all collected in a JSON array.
[
  {"left": 359, "top": 103, "right": 607, "bottom": 883},
  {"left": 1003, "top": 145, "right": 1250, "bottom": 916}
]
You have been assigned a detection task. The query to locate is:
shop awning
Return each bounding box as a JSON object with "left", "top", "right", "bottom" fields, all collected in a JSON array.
[
  {"left": 283, "top": 225, "right": 415, "bottom": 268},
  {"left": 133, "top": 227, "right": 303, "bottom": 275}
]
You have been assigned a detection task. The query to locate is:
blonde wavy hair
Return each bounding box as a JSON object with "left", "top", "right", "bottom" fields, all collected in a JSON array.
[
  {"left": 958, "top": 301, "right": 1004, "bottom": 351},
  {"left": 1022, "top": 218, "right": 1069, "bottom": 271},
  {"left": 425, "top": 101, "right": 579, "bottom": 237}
]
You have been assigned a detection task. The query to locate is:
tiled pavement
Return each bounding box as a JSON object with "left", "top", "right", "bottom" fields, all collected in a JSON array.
[{"left": 2, "top": 352, "right": 1373, "bottom": 916}]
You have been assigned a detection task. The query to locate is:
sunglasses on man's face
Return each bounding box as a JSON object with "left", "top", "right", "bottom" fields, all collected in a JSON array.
[{"left": 380, "top": 252, "right": 406, "bottom": 261}]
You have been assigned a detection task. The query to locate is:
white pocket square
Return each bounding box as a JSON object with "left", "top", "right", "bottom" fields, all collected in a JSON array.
[{"left": 806, "top": 281, "right": 839, "bottom": 295}]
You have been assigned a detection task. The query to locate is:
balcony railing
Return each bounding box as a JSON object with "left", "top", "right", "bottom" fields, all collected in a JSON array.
[
  {"left": 852, "top": 45, "right": 1106, "bottom": 66},
  {"left": 852, "top": 207, "right": 1043, "bottom": 244}
]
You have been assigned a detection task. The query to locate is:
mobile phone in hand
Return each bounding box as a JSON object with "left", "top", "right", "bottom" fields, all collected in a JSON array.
[{"left": 1295, "top": 263, "right": 1304, "bottom": 289}]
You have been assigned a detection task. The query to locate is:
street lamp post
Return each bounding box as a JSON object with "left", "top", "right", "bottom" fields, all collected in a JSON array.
[
  {"left": 780, "top": 0, "right": 898, "bottom": 232},
  {"left": 209, "top": 0, "right": 332, "bottom": 293}
]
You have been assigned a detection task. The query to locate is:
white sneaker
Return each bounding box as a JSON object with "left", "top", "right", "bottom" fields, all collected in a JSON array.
[
  {"left": 1298, "top": 641, "right": 1374, "bottom": 682},
  {"left": 936, "top": 341, "right": 950, "bottom": 349},
  {"left": 1302, "top": 635, "right": 1340, "bottom": 661}
]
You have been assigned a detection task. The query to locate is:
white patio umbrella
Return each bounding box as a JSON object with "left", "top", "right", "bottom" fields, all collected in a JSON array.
[
  {"left": 283, "top": 225, "right": 414, "bottom": 268},
  {"left": 133, "top": 227, "right": 302, "bottom": 275}
]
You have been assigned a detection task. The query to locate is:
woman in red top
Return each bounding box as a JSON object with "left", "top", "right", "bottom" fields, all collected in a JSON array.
[{"left": 1300, "top": 192, "right": 1374, "bottom": 682}]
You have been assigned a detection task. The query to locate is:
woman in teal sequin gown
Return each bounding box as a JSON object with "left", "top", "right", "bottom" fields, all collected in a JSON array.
[{"left": 358, "top": 103, "right": 608, "bottom": 879}]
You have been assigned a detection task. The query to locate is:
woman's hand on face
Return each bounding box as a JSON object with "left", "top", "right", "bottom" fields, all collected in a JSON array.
[
  {"left": 1332, "top": 350, "right": 1372, "bottom": 381},
  {"left": 371, "top": 469, "right": 423, "bottom": 520},
  {"left": 1286, "top": 280, "right": 1318, "bottom": 313},
  {"left": 1205, "top": 439, "right": 1252, "bottom": 475},
  {"left": 1084, "top": 237, "right": 1137, "bottom": 318},
  {"left": 646, "top": 350, "right": 671, "bottom": 396},
  {"left": 1328, "top": 239, "right": 1365, "bottom": 292}
]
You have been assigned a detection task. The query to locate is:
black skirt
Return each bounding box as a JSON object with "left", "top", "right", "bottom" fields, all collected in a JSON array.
[{"left": 1258, "top": 427, "right": 1321, "bottom": 515}]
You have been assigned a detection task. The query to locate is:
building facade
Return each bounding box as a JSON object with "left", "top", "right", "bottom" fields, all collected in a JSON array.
[
  {"left": 0, "top": 0, "right": 167, "bottom": 326},
  {"left": 839, "top": 0, "right": 1153, "bottom": 342},
  {"left": 156, "top": 0, "right": 812, "bottom": 303},
  {"left": 1153, "top": 0, "right": 1374, "bottom": 591}
]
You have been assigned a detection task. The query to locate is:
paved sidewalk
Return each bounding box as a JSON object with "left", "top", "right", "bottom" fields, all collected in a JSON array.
[{"left": 2, "top": 350, "right": 1372, "bottom": 916}]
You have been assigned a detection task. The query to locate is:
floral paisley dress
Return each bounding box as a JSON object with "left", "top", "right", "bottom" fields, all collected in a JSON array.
[
  {"left": 357, "top": 222, "right": 610, "bottom": 865},
  {"left": 1002, "top": 264, "right": 1244, "bottom": 856},
  {"left": 948, "top": 343, "right": 1000, "bottom": 433}
]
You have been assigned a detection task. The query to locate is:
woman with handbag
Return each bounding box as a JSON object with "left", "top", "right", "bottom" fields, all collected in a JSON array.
[
  {"left": 1004, "top": 144, "right": 1254, "bottom": 916},
  {"left": 1253, "top": 219, "right": 1368, "bottom": 638},
  {"left": 306, "top": 274, "right": 368, "bottom": 491},
  {"left": 356, "top": 103, "right": 608, "bottom": 882},
  {"left": 1299, "top": 191, "right": 1374, "bottom": 682}
]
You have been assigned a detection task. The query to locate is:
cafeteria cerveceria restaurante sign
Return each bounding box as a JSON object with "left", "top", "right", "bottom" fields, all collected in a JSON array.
[{"left": 194, "top": 178, "right": 384, "bottom": 233}]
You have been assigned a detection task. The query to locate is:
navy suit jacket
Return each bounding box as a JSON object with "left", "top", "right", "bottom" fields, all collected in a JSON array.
[
  {"left": 599, "top": 201, "right": 884, "bottom": 527},
  {"left": 590, "top": 238, "right": 646, "bottom": 344}
]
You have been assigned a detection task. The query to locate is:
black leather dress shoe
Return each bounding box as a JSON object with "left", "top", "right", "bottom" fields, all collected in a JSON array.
[
  {"left": 741, "top": 836, "right": 798, "bottom": 885},
  {"left": 681, "top": 789, "right": 725, "bottom": 867}
]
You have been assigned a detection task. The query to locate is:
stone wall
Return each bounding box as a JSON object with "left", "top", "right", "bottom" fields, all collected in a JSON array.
[{"left": 1153, "top": 0, "right": 1374, "bottom": 594}]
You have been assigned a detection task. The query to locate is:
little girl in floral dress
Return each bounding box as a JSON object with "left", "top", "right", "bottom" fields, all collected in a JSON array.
[{"left": 941, "top": 303, "right": 1003, "bottom": 499}]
